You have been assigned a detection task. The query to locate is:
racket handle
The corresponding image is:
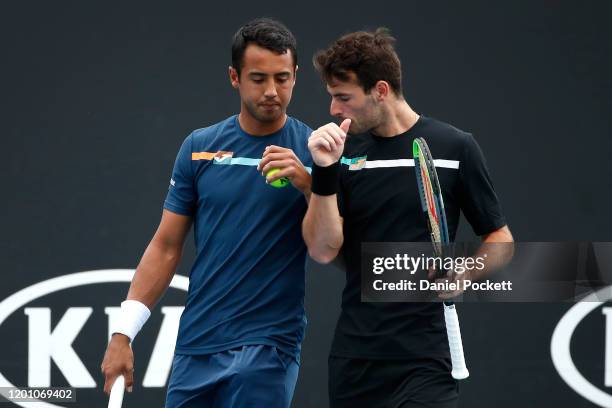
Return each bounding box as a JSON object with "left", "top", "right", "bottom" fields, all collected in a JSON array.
[
  {"left": 443, "top": 303, "right": 470, "bottom": 380},
  {"left": 108, "top": 375, "right": 125, "bottom": 408}
]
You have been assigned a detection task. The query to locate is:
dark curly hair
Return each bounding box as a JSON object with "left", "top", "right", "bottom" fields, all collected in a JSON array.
[
  {"left": 313, "top": 28, "right": 402, "bottom": 95},
  {"left": 231, "top": 18, "right": 297, "bottom": 77}
]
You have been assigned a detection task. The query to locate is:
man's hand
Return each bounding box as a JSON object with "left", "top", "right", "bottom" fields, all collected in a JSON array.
[
  {"left": 101, "top": 334, "right": 134, "bottom": 395},
  {"left": 257, "top": 146, "right": 312, "bottom": 194},
  {"left": 308, "top": 119, "right": 351, "bottom": 167},
  {"left": 428, "top": 268, "right": 472, "bottom": 300}
]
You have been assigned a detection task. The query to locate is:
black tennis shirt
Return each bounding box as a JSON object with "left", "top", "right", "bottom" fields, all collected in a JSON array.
[{"left": 332, "top": 115, "right": 506, "bottom": 359}]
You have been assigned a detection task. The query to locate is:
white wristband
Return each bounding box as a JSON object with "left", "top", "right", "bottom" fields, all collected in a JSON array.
[{"left": 113, "top": 300, "right": 151, "bottom": 342}]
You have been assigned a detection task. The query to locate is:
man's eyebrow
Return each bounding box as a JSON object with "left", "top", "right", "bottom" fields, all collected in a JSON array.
[{"left": 326, "top": 85, "right": 349, "bottom": 97}]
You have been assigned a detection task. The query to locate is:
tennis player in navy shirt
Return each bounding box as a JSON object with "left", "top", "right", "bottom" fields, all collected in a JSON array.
[{"left": 101, "top": 18, "right": 312, "bottom": 408}]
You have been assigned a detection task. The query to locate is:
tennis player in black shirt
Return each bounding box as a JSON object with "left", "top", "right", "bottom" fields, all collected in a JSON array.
[{"left": 303, "top": 29, "right": 513, "bottom": 408}]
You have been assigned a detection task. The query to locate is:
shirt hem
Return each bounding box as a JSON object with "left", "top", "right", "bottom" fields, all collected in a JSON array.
[
  {"left": 175, "top": 338, "right": 300, "bottom": 361},
  {"left": 329, "top": 349, "right": 450, "bottom": 360},
  {"left": 474, "top": 217, "right": 507, "bottom": 236},
  {"left": 163, "top": 202, "right": 193, "bottom": 216}
]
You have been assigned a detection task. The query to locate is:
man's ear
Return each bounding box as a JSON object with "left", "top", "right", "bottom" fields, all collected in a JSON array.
[
  {"left": 374, "top": 80, "right": 390, "bottom": 101},
  {"left": 293, "top": 65, "right": 299, "bottom": 84},
  {"left": 229, "top": 66, "right": 240, "bottom": 89}
]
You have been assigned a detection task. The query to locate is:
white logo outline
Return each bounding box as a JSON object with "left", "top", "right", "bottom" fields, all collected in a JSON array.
[
  {"left": 551, "top": 286, "right": 612, "bottom": 408},
  {"left": 0, "top": 269, "right": 188, "bottom": 408}
]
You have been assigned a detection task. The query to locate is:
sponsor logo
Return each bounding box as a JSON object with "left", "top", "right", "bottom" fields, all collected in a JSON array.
[
  {"left": 341, "top": 155, "right": 367, "bottom": 171},
  {"left": 551, "top": 286, "right": 612, "bottom": 407},
  {"left": 191, "top": 151, "right": 234, "bottom": 163},
  {"left": 0, "top": 270, "right": 188, "bottom": 408},
  {"left": 213, "top": 151, "right": 233, "bottom": 164}
]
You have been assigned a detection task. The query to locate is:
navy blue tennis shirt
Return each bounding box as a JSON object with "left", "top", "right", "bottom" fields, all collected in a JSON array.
[{"left": 164, "top": 115, "right": 312, "bottom": 358}]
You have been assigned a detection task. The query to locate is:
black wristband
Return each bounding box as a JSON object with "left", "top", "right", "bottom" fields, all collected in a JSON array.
[{"left": 311, "top": 161, "right": 340, "bottom": 196}]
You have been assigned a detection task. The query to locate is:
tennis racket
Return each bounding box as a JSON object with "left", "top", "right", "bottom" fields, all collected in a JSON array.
[
  {"left": 107, "top": 375, "right": 125, "bottom": 408},
  {"left": 413, "top": 137, "right": 469, "bottom": 380}
]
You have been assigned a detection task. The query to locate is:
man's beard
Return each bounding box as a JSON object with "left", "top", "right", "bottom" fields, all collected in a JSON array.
[
  {"left": 350, "top": 100, "right": 382, "bottom": 134},
  {"left": 350, "top": 115, "right": 379, "bottom": 134}
]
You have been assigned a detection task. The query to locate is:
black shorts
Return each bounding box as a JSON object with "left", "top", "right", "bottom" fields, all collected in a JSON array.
[{"left": 328, "top": 356, "right": 459, "bottom": 408}]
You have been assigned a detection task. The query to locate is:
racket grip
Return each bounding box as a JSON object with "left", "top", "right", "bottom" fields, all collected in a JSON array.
[
  {"left": 443, "top": 303, "right": 470, "bottom": 380},
  {"left": 108, "top": 375, "right": 125, "bottom": 408}
]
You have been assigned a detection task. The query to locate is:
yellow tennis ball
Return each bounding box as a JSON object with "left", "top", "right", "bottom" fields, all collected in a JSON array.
[{"left": 266, "top": 168, "right": 289, "bottom": 188}]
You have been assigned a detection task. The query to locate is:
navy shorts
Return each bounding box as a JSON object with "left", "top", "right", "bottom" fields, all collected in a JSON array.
[
  {"left": 165, "top": 345, "right": 299, "bottom": 408},
  {"left": 328, "top": 356, "right": 459, "bottom": 408}
]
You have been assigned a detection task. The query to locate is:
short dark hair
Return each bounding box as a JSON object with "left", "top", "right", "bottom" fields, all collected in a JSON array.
[
  {"left": 231, "top": 18, "right": 297, "bottom": 77},
  {"left": 313, "top": 28, "right": 402, "bottom": 95}
]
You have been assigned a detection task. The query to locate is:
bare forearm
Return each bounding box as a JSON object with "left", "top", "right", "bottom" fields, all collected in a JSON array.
[
  {"left": 304, "top": 119, "right": 351, "bottom": 263},
  {"left": 468, "top": 225, "right": 514, "bottom": 281},
  {"left": 126, "top": 239, "right": 183, "bottom": 309},
  {"left": 303, "top": 194, "right": 343, "bottom": 264}
]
